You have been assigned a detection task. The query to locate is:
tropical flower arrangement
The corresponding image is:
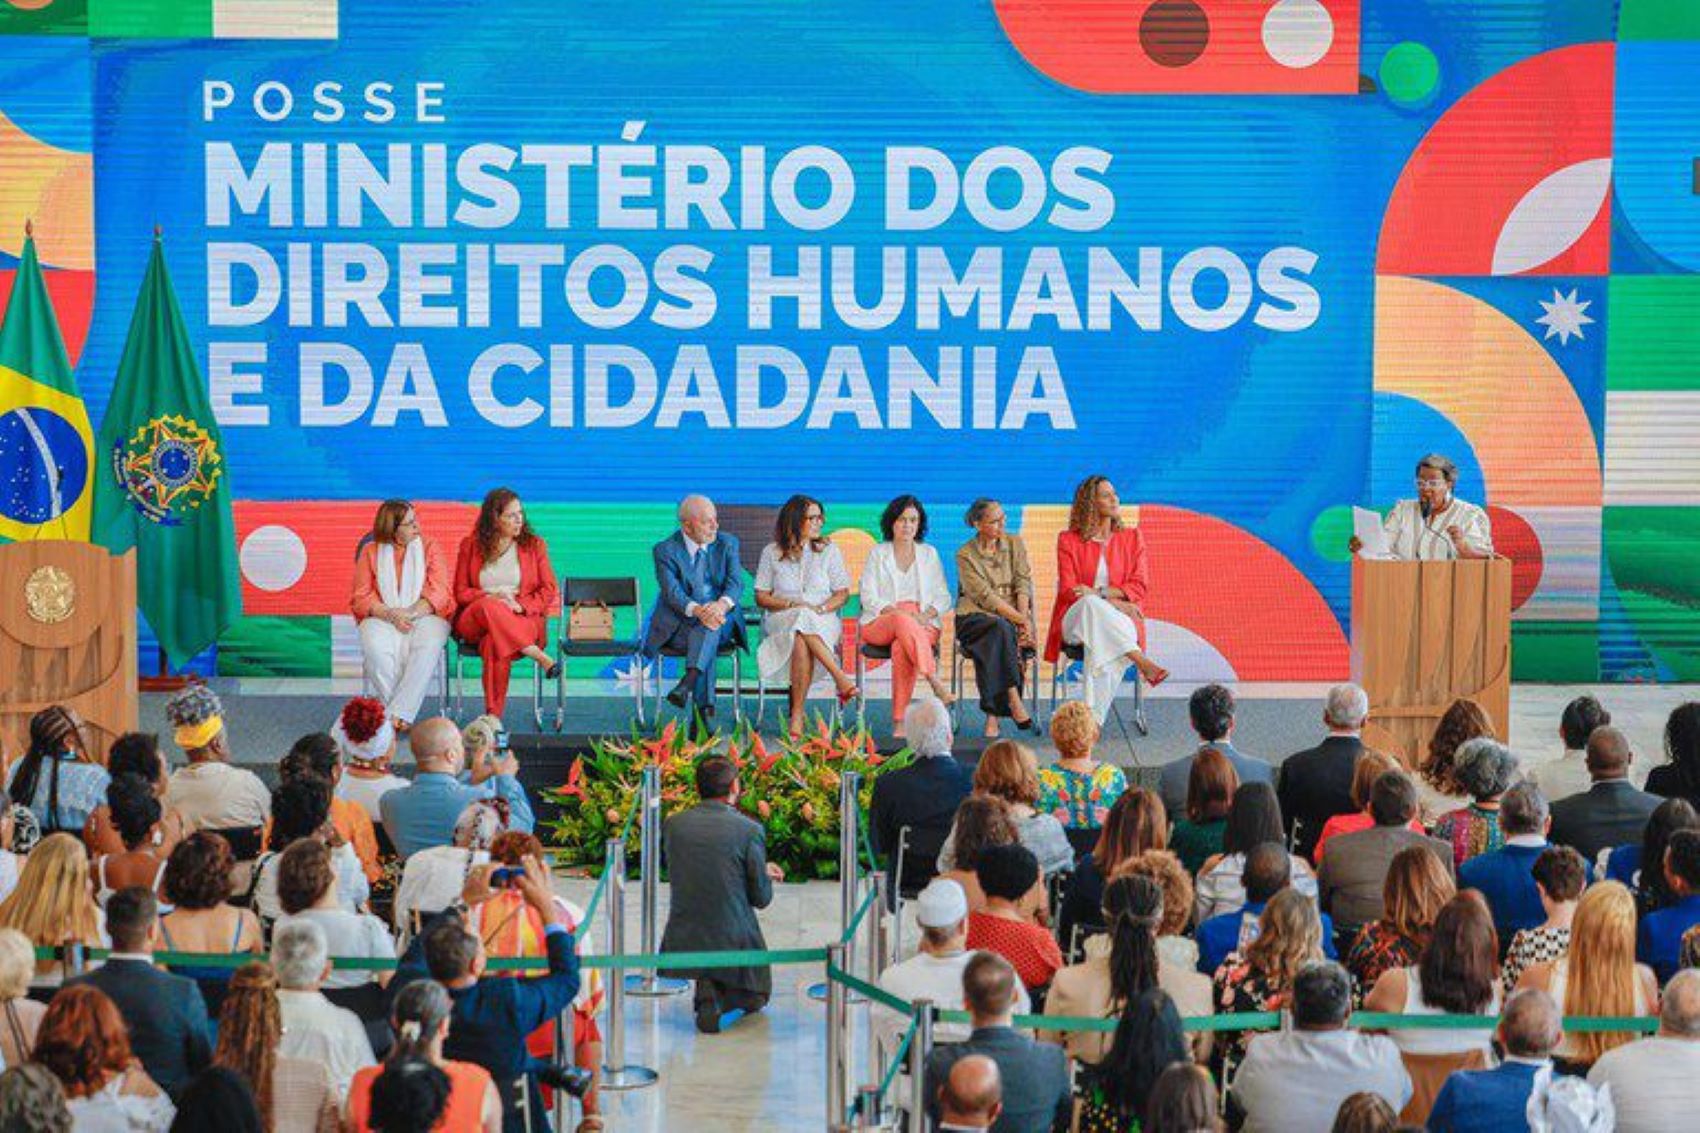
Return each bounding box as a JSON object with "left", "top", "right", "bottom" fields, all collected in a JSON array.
[{"left": 542, "top": 717, "right": 914, "bottom": 880}]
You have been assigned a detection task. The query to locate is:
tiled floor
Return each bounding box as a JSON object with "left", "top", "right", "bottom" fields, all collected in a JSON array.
[{"left": 558, "top": 681, "right": 1698, "bottom": 1130}]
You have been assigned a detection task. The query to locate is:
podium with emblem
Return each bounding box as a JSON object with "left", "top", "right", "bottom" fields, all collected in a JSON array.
[{"left": 0, "top": 540, "right": 137, "bottom": 764}]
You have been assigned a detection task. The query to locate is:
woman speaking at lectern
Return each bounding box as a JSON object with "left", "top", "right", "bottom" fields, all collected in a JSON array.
[{"left": 1350, "top": 454, "right": 1494, "bottom": 561}]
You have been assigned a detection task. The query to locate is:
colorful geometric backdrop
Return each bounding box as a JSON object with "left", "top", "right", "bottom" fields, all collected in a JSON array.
[{"left": 2, "top": 0, "right": 1696, "bottom": 688}]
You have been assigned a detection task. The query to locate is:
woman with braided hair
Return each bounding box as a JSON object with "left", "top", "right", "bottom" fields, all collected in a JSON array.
[
  {"left": 162, "top": 685, "right": 270, "bottom": 840},
  {"left": 1042, "top": 873, "right": 1212, "bottom": 1066},
  {"left": 6, "top": 705, "right": 107, "bottom": 836},
  {"left": 213, "top": 963, "right": 339, "bottom": 1133},
  {"left": 346, "top": 979, "right": 501, "bottom": 1132}
]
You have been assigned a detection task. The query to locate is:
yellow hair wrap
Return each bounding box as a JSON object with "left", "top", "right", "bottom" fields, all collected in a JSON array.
[{"left": 173, "top": 715, "right": 224, "bottom": 750}]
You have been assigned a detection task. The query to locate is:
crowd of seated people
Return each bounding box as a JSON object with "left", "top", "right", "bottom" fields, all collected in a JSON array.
[
  {"left": 0, "top": 688, "right": 592, "bottom": 1133},
  {"left": 869, "top": 682, "right": 1700, "bottom": 1132}
]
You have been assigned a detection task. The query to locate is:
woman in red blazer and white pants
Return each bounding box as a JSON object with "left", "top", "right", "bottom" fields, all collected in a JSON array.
[
  {"left": 1045, "top": 475, "right": 1168, "bottom": 723},
  {"left": 453, "top": 487, "right": 560, "bottom": 717}
]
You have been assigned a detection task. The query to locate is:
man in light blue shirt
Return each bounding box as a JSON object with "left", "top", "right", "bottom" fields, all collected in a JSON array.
[{"left": 380, "top": 716, "right": 534, "bottom": 858}]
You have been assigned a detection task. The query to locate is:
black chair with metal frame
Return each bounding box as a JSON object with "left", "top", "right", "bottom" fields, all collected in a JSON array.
[
  {"left": 650, "top": 629, "right": 747, "bottom": 728},
  {"left": 555, "top": 576, "right": 647, "bottom": 732},
  {"left": 448, "top": 619, "right": 557, "bottom": 732}
]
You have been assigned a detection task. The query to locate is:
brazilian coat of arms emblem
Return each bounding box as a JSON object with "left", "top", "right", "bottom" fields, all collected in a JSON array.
[{"left": 111, "top": 415, "right": 223, "bottom": 526}]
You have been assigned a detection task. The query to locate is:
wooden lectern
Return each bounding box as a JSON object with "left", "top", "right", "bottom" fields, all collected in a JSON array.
[
  {"left": 1351, "top": 558, "right": 1512, "bottom": 770},
  {"left": 0, "top": 541, "right": 138, "bottom": 765}
]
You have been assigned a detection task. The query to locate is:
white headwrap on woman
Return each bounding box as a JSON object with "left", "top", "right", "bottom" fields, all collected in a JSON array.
[{"left": 331, "top": 714, "right": 397, "bottom": 769}]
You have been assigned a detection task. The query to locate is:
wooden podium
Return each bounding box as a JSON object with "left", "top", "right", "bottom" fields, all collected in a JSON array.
[
  {"left": 1351, "top": 558, "right": 1511, "bottom": 770},
  {"left": 0, "top": 541, "right": 137, "bottom": 765}
]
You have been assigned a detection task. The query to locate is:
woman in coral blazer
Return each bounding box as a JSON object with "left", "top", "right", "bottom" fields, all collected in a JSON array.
[
  {"left": 453, "top": 487, "right": 560, "bottom": 717},
  {"left": 352, "top": 499, "right": 454, "bottom": 729},
  {"left": 1045, "top": 475, "right": 1168, "bottom": 723}
]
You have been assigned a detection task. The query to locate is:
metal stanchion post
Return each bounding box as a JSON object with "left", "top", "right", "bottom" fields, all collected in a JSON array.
[
  {"left": 811, "top": 771, "right": 863, "bottom": 1002},
  {"left": 552, "top": 1007, "right": 571, "bottom": 1131},
  {"left": 627, "top": 763, "right": 689, "bottom": 997},
  {"left": 599, "top": 838, "right": 658, "bottom": 1091},
  {"left": 856, "top": 1085, "right": 884, "bottom": 1128},
  {"left": 865, "top": 869, "right": 886, "bottom": 1076},
  {"left": 825, "top": 942, "right": 849, "bottom": 1128},
  {"left": 906, "top": 1000, "right": 933, "bottom": 1133}
]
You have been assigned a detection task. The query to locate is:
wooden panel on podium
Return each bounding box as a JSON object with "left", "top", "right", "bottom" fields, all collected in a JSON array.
[
  {"left": 0, "top": 542, "right": 138, "bottom": 765},
  {"left": 1351, "top": 559, "right": 1511, "bottom": 771}
]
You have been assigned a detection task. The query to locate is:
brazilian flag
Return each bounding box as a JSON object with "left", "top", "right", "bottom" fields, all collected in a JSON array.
[{"left": 0, "top": 230, "right": 94, "bottom": 542}]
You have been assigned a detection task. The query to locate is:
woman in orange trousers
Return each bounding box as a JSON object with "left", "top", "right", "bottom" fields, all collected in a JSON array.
[{"left": 453, "top": 487, "right": 560, "bottom": 717}]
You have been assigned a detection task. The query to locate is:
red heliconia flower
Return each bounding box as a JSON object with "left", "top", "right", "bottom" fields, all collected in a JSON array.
[
  {"left": 557, "top": 759, "right": 585, "bottom": 799},
  {"left": 864, "top": 735, "right": 877, "bottom": 756},
  {"left": 660, "top": 719, "right": 678, "bottom": 746},
  {"left": 867, "top": 754, "right": 884, "bottom": 767},
  {"left": 755, "top": 735, "right": 781, "bottom": 774}
]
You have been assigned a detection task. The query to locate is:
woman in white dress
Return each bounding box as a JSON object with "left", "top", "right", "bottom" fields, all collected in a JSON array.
[
  {"left": 1350, "top": 453, "right": 1494, "bottom": 561},
  {"left": 351, "top": 499, "right": 454, "bottom": 731},
  {"left": 859, "top": 495, "right": 956, "bottom": 740},
  {"left": 755, "top": 495, "right": 856, "bottom": 736},
  {"left": 1044, "top": 475, "right": 1168, "bottom": 724}
]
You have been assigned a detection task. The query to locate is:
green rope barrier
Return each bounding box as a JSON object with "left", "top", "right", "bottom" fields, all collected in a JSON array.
[
  {"left": 840, "top": 884, "right": 879, "bottom": 945},
  {"left": 877, "top": 1018, "right": 918, "bottom": 1096}
]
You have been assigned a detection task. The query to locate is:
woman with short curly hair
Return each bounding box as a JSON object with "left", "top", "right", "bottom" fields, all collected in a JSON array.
[
  {"left": 159, "top": 832, "right": 264, "bottom": 1015},
  {"left": 1038, "top": 700, "right": 1129, "bottom": 857},
  {"left": 1431, "top": 738, "right": 1521, "bottom": 869}
]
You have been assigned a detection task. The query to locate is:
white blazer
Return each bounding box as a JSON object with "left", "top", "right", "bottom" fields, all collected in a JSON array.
[{"left": 858, "top": 542, "right": 953, "bottom": 625}]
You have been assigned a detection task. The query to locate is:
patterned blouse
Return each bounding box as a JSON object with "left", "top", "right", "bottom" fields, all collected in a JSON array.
[
  {"left": 1345, "top": 923, "right": 1421, "bottom": 1004},
  {"left": 1502, "top": 925, "right": 1570, "bottom": 994},
  {"left": 1037, "top": 763, "right": 1129, "bottom": 831},
  {"left": 1431, "top": 803, "right": 1505, "bottom": 869},
  {"left": 1212, "top": 957, "right": 1293, "bottom": 1086}
]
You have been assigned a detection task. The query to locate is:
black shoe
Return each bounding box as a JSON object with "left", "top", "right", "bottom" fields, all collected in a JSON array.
[
  {"left": 694, "top": 987, "right": 722, "bottom": 1034},
  {"left": 535, "top": 1062, "right": 594, "bottom": 1098},
  {"left": 666, "top": 682, "right": 692, "bottom": 709},
  {"left": 542, "top": 660, "right": 562, "bottom": 681},
  {"left": 1013, "top": 715, "right": 1039, "bottom": 735}
]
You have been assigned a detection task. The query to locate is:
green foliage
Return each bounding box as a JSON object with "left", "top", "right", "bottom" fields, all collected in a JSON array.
[{"left": 542, "top": 715, "right": 913, "bottom": 880}]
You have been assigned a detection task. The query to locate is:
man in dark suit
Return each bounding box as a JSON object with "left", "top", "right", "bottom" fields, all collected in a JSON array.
[
  {"left": 642, "top": 494, "right": 747, "bottom": 722},
  {"left": 1157, "top": 684, "right": 1273, "bottom": 816},
  {"left": 406, "top": 854, "right": 583, "bottom": 1133},
  {"left": 661, "top": 754, "right": 782, "bottom": 1034},
  {"left": 1318, "top": 771, "right": 1454, "bottom": 940},
  {"left": 1427, "top": 987, "right": 1561, "bottom": 1132},
  {"left": 67, "top": 887, "right": 212, "bottom": 1098},
  {"left": 871, "top": 699, "right": 972, "bottom": 900},
  {"left": 1550, "top": 725, "right": 1662, "bottom": 862},
  {"left": 1277, "top": 684, "right": 1369, "bottom": 861},
  {"left": 924, "top": 952, "right": 1070, "bottom": 1133}
]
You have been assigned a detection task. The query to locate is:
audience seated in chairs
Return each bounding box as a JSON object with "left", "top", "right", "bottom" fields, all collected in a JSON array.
[
  {"left": 1644, "top": 701, "right": 1700, "bottom": 813},
  {"left": 381, "top": 717, "right": 534, "bottom": 860},
  {"left": 394, "top": 798, "right": 511, "bottom": 941},
  {"left": 1194, "top": 782, "right": 1318, "bottom": 924},
  {"left": 1056, "top": 788, "right": 1167, "bottom": 958},
  {"left": 272, "top": 838, "right": 394, "bottom": 1029},
  {"left": 1431, "top": 738, "right": 1521, "bottom": 870},
  {"left": 1043, "top": 874, "right": 1212, "bottom": 1067},
  {"left": 1362, "top": 891, "right": 1502, "bottom": 1124},
  {"left": 1276, "top": 683, "right": 1371, "bottom": 863},
  {"left": 66, "top": 887, "right": 212, "bottom": 1099},
  {"left": 161, "top": 685, "right": 270, "bottom": 849},
  {"left": 1501, "top": 846, "right": 1585, "bottom": 993},
  {"left": 34, "top": 985, "right": 176, "bottom": 1130},
  {"left": 1157, "top": 684, "right": 1272, "bottom": 818},
  {"left": 1309, "top": 750, "right": 1412, "bottom": 865},
  {"left": 1549, "top": 725, "right": 1662, "bottom": 864},
  {"left": 279, "top": 731, "right": 383, "bottom": 886},
  {"left": 1458, "top": 780, "right": 1564, "bottom": 943},
  {"left": 332, "top": 698, "right": 414, "bottom": 825},
  {"left": 1169, "top": 748, "right": 1239, "bottom": 876},
  {"left": 1197, "top": 843, "right": 1337, "bottom": 979},
  {"left": 937, "top": 741, "right": 1074, "bottom": 879},
  {"left": 936, "top": 795, "right": 1022, "bottom": 914},
  {"left": 157, "top": 832, "right": 264, "bottom": 1014},
  {"left": 397, "top": 855, "right": 582, "bottom": 1133},
  {"left": 92, "top": 773, "right": 169, "bottom": 903},
  {"left": 1426, "top": 987, "right": 1564, "bottom": 1133},
  {"left": 213, "top": 962, "right": 341, "bottom": 1133},
  {"left": 346, "top": 980, "right": 501, "bottom": 1133},
  {"left": 1211, "top": 888, "right": 1327, "bottom": 1086},
  {"left": 869, "top": 698, "right": 972, "bottom": 899},
  {"left": 1588, "top": 967, "right": 1700, "bottom": 1133},
  {"left": 0, "top": 833, "right": 106, "bottom": 992},
  {"left": 1036, "top": 700, "right": 1129, "bottom": 860},
  {"left": 0, "top": 929, "right": 44, "bottom": 1066},
  {"left": 1144, "top": 1063, "right": 1222, "bottom": 1133},
  {"left": 922, "top": 951, "right": 1070, "bottom": 1133},
  {"left": 936, "top": 1054, "right": 1003, "bottom": 1133},
  {"left": 1606, "top": 797, "right": 1700, "bottom": 916},
  {"left": 1343, "top": 845, "right": 1455, "bottom": 997},
  {"left": 1071, "top": 988, "right": 1188, "bottom": 1132},
  {"left": 1229, "top": 960, "right": 1409, "bottom": 1133},
  {"left": 83, "top": 731, "right": 188, "bottom": 859},
  {"left": 1637, "top": 827, "right": 1700, "bottom": 983},
  {"left": 1416, "top": 697, "right": 1495, "bottom": 826},
  {"left": 1318, "top": 770, "right": 1454, "bottom": 946},
  {"left": 253, "top": 776, "right": 371, "bottom": 927},
  {"left": 7, "top": 706, "right": 109, "bottom": 838},
  {"left": 966, "top": 843, "right": 1063, "bottom": 999},
  {"left": 272, "top": 919, "right": 377, "bottom": 1099}
]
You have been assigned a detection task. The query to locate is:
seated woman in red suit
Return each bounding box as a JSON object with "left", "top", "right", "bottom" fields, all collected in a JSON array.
[
  {"left": 1044, "top": 475, "right": 1168, "bottom": 725},
  {"left": 452, "top": 487, "right": 560, "bottom": 717}
]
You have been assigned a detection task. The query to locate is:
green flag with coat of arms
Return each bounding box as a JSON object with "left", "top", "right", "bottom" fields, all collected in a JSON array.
[{"left": 92, "top": 233, "right": 242, "bottom": 667}]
